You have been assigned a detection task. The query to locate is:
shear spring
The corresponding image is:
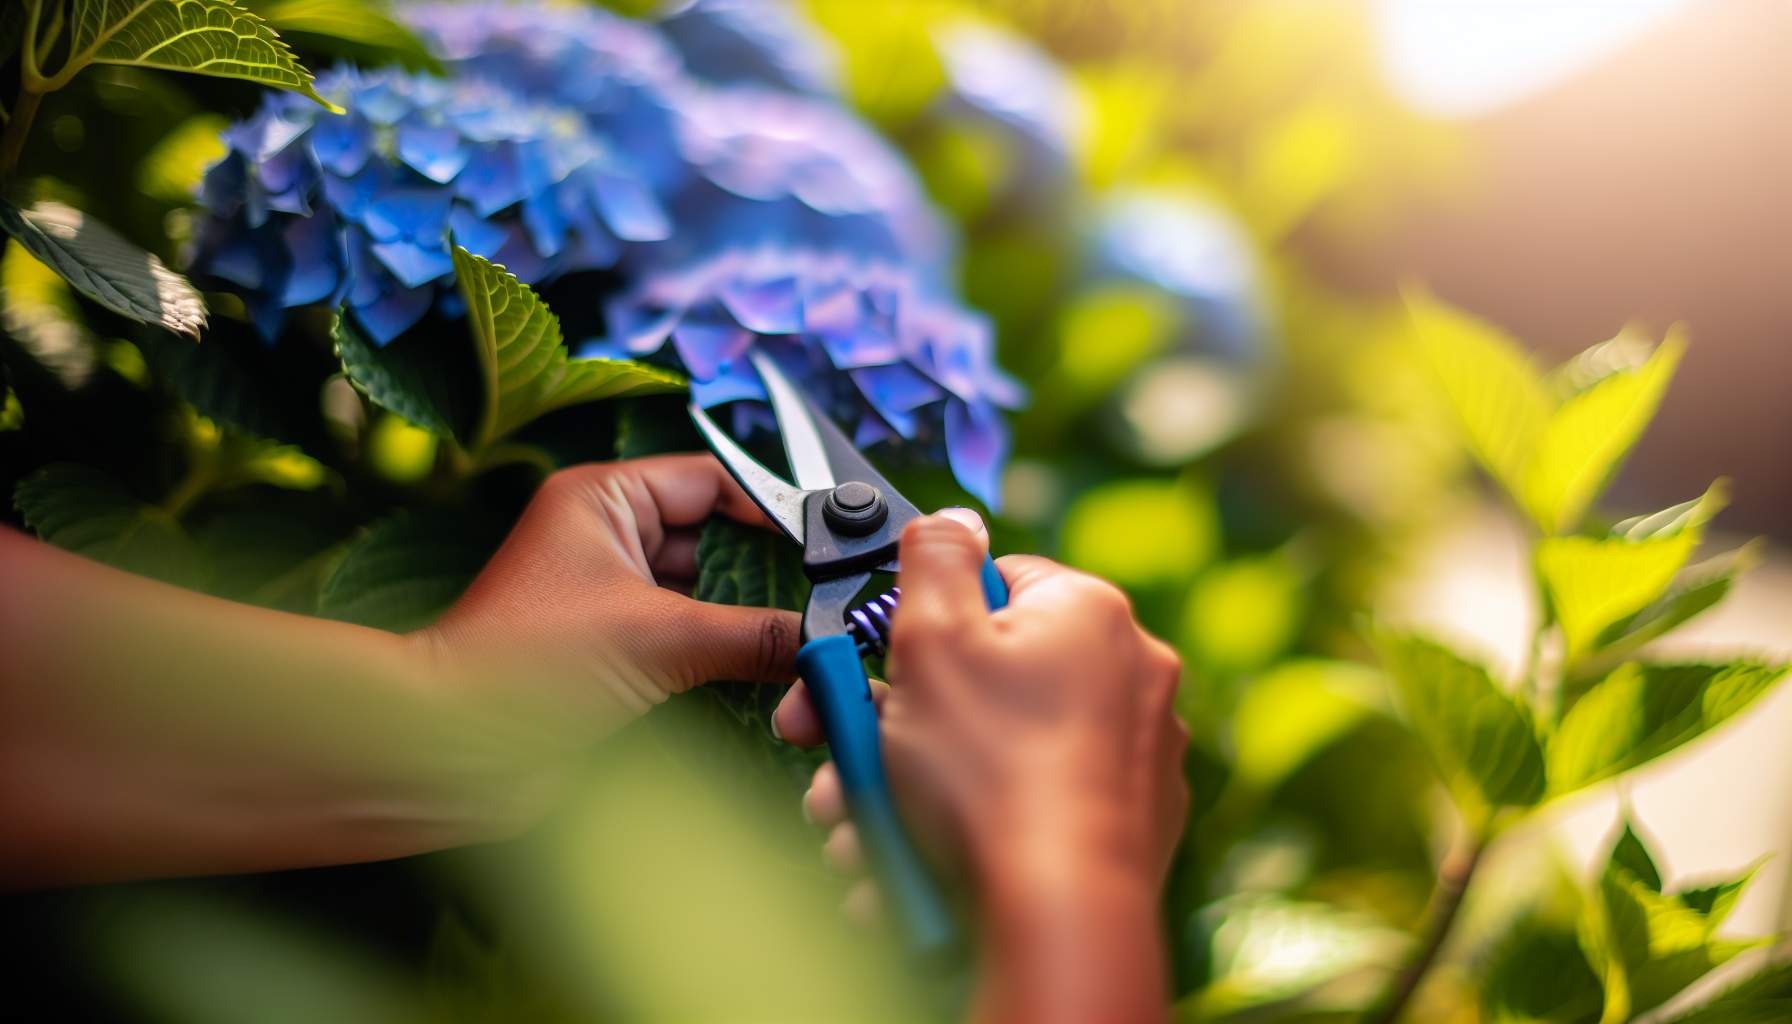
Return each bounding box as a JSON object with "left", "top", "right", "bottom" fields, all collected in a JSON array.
[{"left": 845, "top": 587, "right": 901, "bottom": 657}]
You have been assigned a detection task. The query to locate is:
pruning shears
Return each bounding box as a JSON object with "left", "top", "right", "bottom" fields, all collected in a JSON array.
[{"left": 690, "top": 351, "right": 1007, "bottom": 961}]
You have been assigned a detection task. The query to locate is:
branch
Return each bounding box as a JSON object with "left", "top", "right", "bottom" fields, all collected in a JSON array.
[{"left": 1363, "top": 832, "right": 1489, "bottom": 1024}]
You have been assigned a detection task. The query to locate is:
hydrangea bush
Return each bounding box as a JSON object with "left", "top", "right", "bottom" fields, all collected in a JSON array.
[{"left": 1, "top": 2, "right": 1787, "bottom": 1021}]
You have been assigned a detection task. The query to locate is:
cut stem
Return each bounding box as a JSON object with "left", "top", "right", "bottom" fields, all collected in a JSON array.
[{"left": 1364, "top": 832, "right": 1489, "bottom": 1024}]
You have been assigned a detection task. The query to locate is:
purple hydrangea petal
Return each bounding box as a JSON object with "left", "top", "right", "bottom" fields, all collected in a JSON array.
[
  {"left": 490, "top": 222, "right": 553, "bottom": 283},
  {"left": 853, "top": 413, "right": 897, "bottom": 449},
  {"left": 276, "top": 213, "right": 346, "bottom": 307},
  {"left": 672, "top": 318, "right": 754, "bottom": 381},
  {"left": 944, "top": 398, "right": 1008, "bottom": 509},
  {"left": 718, "top": 274, "right": 801, "bottom": 335},
  {"left": 692, "top": 357, "right": 769, "bottom": 407}
]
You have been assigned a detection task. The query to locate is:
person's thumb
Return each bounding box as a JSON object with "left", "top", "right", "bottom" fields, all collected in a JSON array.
[
  {"left": 634, "top": 590, "right": 802, "bottom": 690},
  {"left": 893, "top": 513, "right": 990, "bottom": 641}
]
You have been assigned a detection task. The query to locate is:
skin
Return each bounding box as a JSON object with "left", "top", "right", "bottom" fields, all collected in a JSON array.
[
  {"left": 778, "top": 513, "right": 1190, "bottom": 1024},
  {"left": 2, "top": 456, "right": 1187, "bottom": 1021}
]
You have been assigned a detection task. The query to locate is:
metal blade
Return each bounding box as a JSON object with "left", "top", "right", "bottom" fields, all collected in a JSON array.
[
  {"left": 689, "top": 402, "right": 807, "bottom": 544},
  {"left": 750, "top": 351, "right": 834, "bottom": 491}
]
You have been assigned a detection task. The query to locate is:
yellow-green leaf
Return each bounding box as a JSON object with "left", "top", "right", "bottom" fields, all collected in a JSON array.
[
  {"left": 1229, "top": 660, "right": 1376, "bottom": 791},
  {"left": 1060, "top": 476, "right": 1217, "bottom": 588},
  {"left": 0, "top": 387, "right": 25, "bottom": 432},
  {"left": 64, "top": 0, "right": 341, "bottom": 112},
  {"left": 452, "top": 248, "right": 685, "bottom": 453},
  {"left": 1370, "top": 629, "right": 1546, "bottom": 821},
  {"left": 138, "top": 113, "right": 230, "bottom": 203},
  {"left": 1548, "top": 661, "right": 1789, "bottom": 795},
  {"left": 255, "top": 0, "right": 444, "bottom": 75},
  {"left": 1407, "top": 290, "right": 1550, "bottom": 498},
  {"left": 1539, "top": 532, "right": 1700, "bottom": 663},
  {"left": 1521, "top": 328, "right": 1686, "bottom": 533},
  {"left": 1612, "top": 479, "right": 1726, "bottom": 541},
  {"left": 1580, "top": 862, "right": 1762, "bottom": 1024},
  {"left": 1, "top": 237, "right": 101, "bottom": 388}
]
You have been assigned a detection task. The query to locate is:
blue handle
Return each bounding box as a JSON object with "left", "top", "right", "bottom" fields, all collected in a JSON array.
[{"left": 795, "top": 553, "right": 1006, "bottom": 961}]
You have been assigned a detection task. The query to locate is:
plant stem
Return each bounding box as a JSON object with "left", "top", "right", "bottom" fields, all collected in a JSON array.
[
  {"left": 1364, "top": 832, "right": 1489, "bottom": 1024},
  {"left": 0, "top": 86, "right": 43, "bottom": 183}
]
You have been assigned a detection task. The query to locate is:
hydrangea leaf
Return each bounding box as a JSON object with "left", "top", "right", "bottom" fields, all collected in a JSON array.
[
  {"left": 451, "top": 248, "right": 684, "bottom": 454},
  {"left": 256, "top": 0, "right": 444, "bottom": 75},
  {"left": 317, "top": 508, "right": 509, "bottom": 632},
  {"left": 1578, "top": 853, "right": 1765, "bottom": 1024},
  {"left": 1548, "top": 661, "right": 1790, "bottom": 796},
  {"left": 1228, "top": 660, "right": 1377, "bottom": 791},
  {"left": 1480, "top": 916, "right": 1604, "bottom": 1024},
  {"left": 1610, "top": 819, "right": 1664, "bottom": 893},
  {"left": 1521, "top": 329, "right": 1686, "bottom": 534},
  {"left": 1183, "top": 892, "right": 1408, "bottom": 1017},
  {"left": 63, "top": 0, "right": 341, "bottom": 112},
  {"left": 1060, "top": 477, "right": 1217, "bottom": 589},
  {"left": 12, "top": 463, "right": 204, "bottom": 587},
  {"left": 1407, "top": 291, "right": 1550, "bottom": 500},
  {"left": 0, "top": 387, "right": 22, "bottom": 432},
  {"left": 1667, "top": 958, "right": 1792, "bottom": 1024},
  {"left": 1539, "top": 531, "right": 1701, "bottom": 664},
  {"left": 333, "top": 310, "right": 468, "bottom": 440},
  {"left": 137, "top": 113, "right": 230, "bottom": 204},
  {"left": 0, "top": 199, "right": 206, "bottom": 339},
  {"left": 1370, "top": 629, "right": 1546, "bottom": 821},
  {"left": 1612, "top": 479, "right": 1727, "bottom": 541}
]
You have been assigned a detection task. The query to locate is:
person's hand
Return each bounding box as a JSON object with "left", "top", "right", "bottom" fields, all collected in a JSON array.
[
  {"left": 774, "top": 512, "right": 1187, "bottom": 1023},
  {"left": 413, "top": 455, "right": 801, "bottom": 768}
]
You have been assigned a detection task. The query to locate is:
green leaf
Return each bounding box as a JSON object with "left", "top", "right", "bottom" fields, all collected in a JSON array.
[
  {"left": 614, "top": 394, "right": 704, "bottom": 460},
  {"left": 254, "top": 0, "right": 444, "bottom": 74},
  {"left": 316, "top": 509, "right": 510, "bottom": 631},
  {"left": 1060, "top": 476, "right": 1218, "bottom": 588},
  {"left": 1538, "top": 531, "right": 1700, "bottom": 664},
  {"left": 1667, "top": 959, "right": 1792, "bottom": 1024},
  {"left": 0, "top": 199, "right": 206, "bottom": 338},
  {"left": 1678, "top": 863, "right": 1759, "bottom": 934},
  {"left": 1370, "top": 629, "right": 1546, "bottom": 820},
  {"left": 1548, "top": 661, "right": 1789, "bottom": 795},
  {"left": 1229, "top": 660, "right": 1376, "bottom": 791},
  {"left": 0, "top": 386, "right": 22, "bottom": 431},
  {"left": 1407, "top": 290, "right": 1550, "bottom": 498},
  {"left": 1613, "top": 479, "right": 1727, "bottom": 541},
  {"left": 1579, "top": 863, "right": 1762, "bottom": 1023},
  {"left": 1521, "top": 328, "right": 1686, "bottom": 534},
  {"left": 1481, "top": 916, "right": 1604, "bottom": 1024},
  {"left": 62, "top": 0, "right": 342, "bottom": 112},
  {"left": 451, "top": 248, "right": 685, "bottom": 453},
  {"left": 13, "top": 463, "right": 203, "bottom": 586},
  {"left": 1610, "top": 819, "right": 1664, "bottom": 893},
  {"left": 137, "top": 113, "right": 230, "bottom": 203},
  {"left": 1587, "top": 542, "right": 1759, "bottom": 672},
  {"left": 333, "top": 310, "right": 471, "bottom": 440}
]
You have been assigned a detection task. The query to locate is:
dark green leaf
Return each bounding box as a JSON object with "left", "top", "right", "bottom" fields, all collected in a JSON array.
[
  {"left": 1668, "top": 959, "right": 1792, "bottom": 1024},
  {"left": 1549, "top": 661, "right": 1789, "bottom": 795},
  {"left": 1370, "top": 629, "right": 1546, "bottom": 819},
  {"left": 1481, "top": 916, "right": 1603, "bottom": 1024},
  {"left": 333, "top": 309, "right": 474, "bottom": 440},
  {"left": 1579, "top": 866, "right": 1760, "bottom": 1023},
  {"left": 65, "top": 0, "right": 342, "bottom": 111},
  {"left": 317, "top": 509, "right": 509, "bottom": 631},
  {"left": 13, "top": 462, "right": 203, "bottom": 586},
  {"left": 1610, "top": 819, "right": 1663, "bottom": 893},
  {"left": 615, "top": 394, "right": 704, "bottom": 460},
  {"left": 0, "top": 199, "right": 206, "bottom": 339}
]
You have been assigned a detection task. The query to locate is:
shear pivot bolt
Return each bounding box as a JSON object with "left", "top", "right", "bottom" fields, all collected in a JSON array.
[{"left": 824, "top": 481, "right": 887, "bottom": 535}]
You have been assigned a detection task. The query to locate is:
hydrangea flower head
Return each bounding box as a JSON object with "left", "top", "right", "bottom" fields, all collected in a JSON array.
[
  {"left": 188, "top": 67, "right": 669, "bottom": 343},
  {"left": 1084, "top": 188, "right": 1268, "bottom": 364},
  {"left": 401, "top": 2, "right": 691, "bottom": 191},
  {"left": 669, "top": 86, "right": 955, "bottom": 271},
  {"left": 926, "top": 19, "right": 1083, "bottom": 217},
  {"left": 584, "top": 248, "right": 1022, "bottom": 506},
  {"left": 656, "top": 0, "right": 841, "bottom": 96}
]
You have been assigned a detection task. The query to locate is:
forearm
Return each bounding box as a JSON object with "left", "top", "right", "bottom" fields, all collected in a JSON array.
[
  {"left": 0, "top": 528, "right": 533, "bottom": 887},
  {"left": 972, "top": 836, "right": 1170, "bottom": 1024}
]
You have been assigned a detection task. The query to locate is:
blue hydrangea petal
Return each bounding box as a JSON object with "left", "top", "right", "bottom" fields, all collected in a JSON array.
[
  {"left": 352, "top": 277, "right": 434, "bottom": 345},
  {"left": 944, "top": 398, "right": 1007, "bottom": 509},
  {"left": 362, "top": 188, "right": 453, "bottom": 244},
  {"left": 355, "top": 76, "right": 413, "bottom": 125},
  {"left": 447, "top": 204, "right": 509, "bottom": 261},
  {"left": 398, "top": 121, "right": 473, "bottom": 183},
  {"left": 455, "top": 144, "right": 528, "bottom": 215},
  {"left": 520, "top": 189, "right": 569, "bottom": 257},
  {"left": 371, "top": 238, "right": 455, "bottom": 289},
  {"left": 223, "top": 108, "right": 309, "bottom": 162},
  {"left": 605, "top": 300, "right": 681, "bottom": 354},
  {"left": 344, "top": 230, "right": 387, "bottom": 307},
  {"left": 853, "top": 413, "right": 897, "bottom": 449},
  {"left": 276, "top": 212, "right": 346, "bottom": 307},
  {"left": 589, "top": 171, "right": 671, "bottom": 242},
  {"left": 657, "top": 0, "right": 841, "bottom": 96},
  {"left": 692, "top": 356, "right": 768, "bottom": 407},
  {"left": 491, "top": 222, "right": 554, "bottom": 283},
  {"left": 819, "top": 324, "right": 900, "bottom": 369},
  {"left": 308, "top": 112, "right": 373, "bottom": 176},
  {"left": 849, "top": 364, "right": 942, "bottom": 439}
]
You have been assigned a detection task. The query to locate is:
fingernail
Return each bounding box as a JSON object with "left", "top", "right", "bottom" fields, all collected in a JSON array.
[
  {"left": 800, "top": 789, "right": 814, "bottom": 825},
  {"left": 770, "top": 711, "right": 784, "bottom": 742},
  {"left": 936, "top": 506, "right": 986, "bottom": 536}
]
